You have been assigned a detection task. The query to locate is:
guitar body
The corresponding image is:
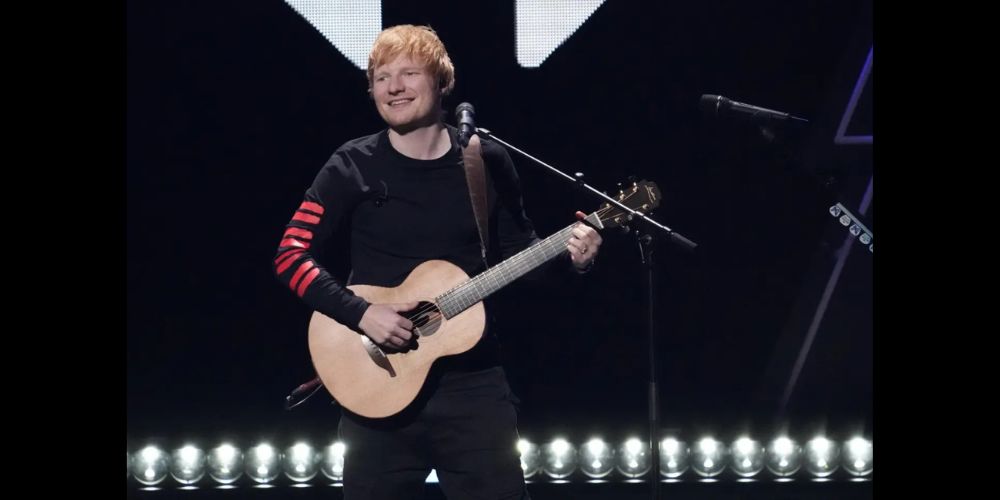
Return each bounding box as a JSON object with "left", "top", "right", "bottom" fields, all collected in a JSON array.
[{"left": 308, "top": 259, "right": 486, "bottom": 419}]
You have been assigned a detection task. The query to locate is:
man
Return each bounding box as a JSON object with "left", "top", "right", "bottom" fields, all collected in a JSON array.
[{"left": 274, "top": 24, "right": 602, "bottom": 499}]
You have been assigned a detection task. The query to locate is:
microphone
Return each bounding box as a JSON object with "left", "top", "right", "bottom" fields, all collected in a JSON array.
[
  {"left": 455, "top": 102, "right": 476, "bottom": 147},
  {"left": 700, "top": 94, "right": 808, "bottom": 123}
]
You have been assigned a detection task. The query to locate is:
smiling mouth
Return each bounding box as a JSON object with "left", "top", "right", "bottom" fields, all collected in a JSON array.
[{"left": 388, "top": 98, "right": 414, "bottom": 107}]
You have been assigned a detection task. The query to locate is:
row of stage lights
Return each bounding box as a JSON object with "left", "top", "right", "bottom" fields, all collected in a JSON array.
[
  {"left": 830, "top": 203, "right": 873, "bottom": 253},
  {"left": 128, "top": 434, "right": 872, "bottom": 487}
]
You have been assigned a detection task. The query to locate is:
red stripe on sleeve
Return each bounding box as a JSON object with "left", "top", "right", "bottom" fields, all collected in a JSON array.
[
  {"left": 284, "top": 227, "right": 313, "bottom": 240},
  {"left": 296, "top": 267, "right": 321, "bottom": 297},
  {"left": 290, "top": 261, "right": 315, "bottom": 290},
  {"left": 275, "top": 249, "right": 305, "bottom": 274},
  {"left": 279, "top": 238, "right": 309, "bottom": 249},
  {"left": 300, "top": 201, "right": 325, "bottom": 215},
  {"left": 292, "top": 212, "right": 320, "bottom": 224}
]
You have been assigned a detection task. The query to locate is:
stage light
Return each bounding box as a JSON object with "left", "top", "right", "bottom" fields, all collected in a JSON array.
[
  {"left": 690, "top": 437, "right": 727, "bottom": 477},
  {"left": 730, "top": 437, "right": 765, "bottom": 477},
  {"left": 133, "top": 445, "right": 169, "bottom": 486},
  {"left": 283, "top": 442, "right": 319, "bottom": 482},
  {"left": 246, "top": 443, "right": 281, "bottom": 484},
  {"left": 766, "top": 437, "right": 802, "bottom": 477},
  {"left": 542, "top": 438, "right": 577, "bottom": 479},
  {"left": 616, "top": 437, "right": 650, "bottom": 478},
  {"left": 842, "top": 437, "right": 873, "bottom": 476},
  {"left": 321, "top": 442, "right": 346, "bottom": 481},
  {"left": 207, "top": 444, "right": 243, "bottom": 484},
  {"left": 659, "top": 438, "right": 689, "bottom": 478},
  {"left": 518, "top": 439, "right": 541, "bottom": 478},
  {"left": 170, "top": 445, "right": 206, "bottom": 485},
  {"left": 804, "top": 436, "right": 840, "bottom": 477},
  {"left": 579, "top": 438, "right": 614, "bottom": 478}
]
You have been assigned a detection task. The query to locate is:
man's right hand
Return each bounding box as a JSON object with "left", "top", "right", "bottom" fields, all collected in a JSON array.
[{"left": 358, "top": 302, "right": 419, "bottom": 349}]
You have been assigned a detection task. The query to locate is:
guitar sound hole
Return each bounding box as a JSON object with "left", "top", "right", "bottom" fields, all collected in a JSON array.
[{"left": 406, "top": 301, "right": 442, "bottom": 338}]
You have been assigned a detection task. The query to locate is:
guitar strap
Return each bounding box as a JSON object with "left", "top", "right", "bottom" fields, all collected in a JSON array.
[{"left": 461, "top": 134, "right": 490, "bottom": 269}]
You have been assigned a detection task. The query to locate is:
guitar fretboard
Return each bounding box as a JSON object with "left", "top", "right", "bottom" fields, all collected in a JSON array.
[{"left": 435, "top": 212, "right": 601, "bottom": 318}]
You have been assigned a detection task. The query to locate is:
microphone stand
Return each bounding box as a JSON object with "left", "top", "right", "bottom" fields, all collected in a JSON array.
[{"left": 475, "top": 127, "right": 697, "bottom": 500}]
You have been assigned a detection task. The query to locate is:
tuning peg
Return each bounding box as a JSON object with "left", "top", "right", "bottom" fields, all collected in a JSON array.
[{"left": 628, "top": 175, "right": 638, "bottom": 185}]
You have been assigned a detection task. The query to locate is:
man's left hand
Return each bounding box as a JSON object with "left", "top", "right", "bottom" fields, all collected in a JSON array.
[{"left": 568, "top": 211, "right": 603, "bottom": 270}]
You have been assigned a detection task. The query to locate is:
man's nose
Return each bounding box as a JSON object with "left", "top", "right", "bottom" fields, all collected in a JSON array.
[{"left": 388, "top": 74, "right": 405, "bottom": 93}]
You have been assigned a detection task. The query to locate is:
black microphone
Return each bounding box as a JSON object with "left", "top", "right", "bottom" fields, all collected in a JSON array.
[
  {"left": 455, "top": 102, "right": 476, "bottom": 147},
  {"left": 700, "top": 94, "right": 808, "bottom": 123}
]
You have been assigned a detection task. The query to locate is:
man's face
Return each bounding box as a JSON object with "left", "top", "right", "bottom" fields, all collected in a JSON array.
[{"left": 371, "top": 55, "right": 441, "bottom": 132}]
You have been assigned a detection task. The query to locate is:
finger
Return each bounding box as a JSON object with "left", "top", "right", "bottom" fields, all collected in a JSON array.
[
  {"left": 394, "top": 326, "right": 413, "bottom": 341},
  {"left": 573, "top": 226, "right": 595, "bottom": 240},
  {"left": 398, "top": 316, "right": 414, "bottom": 331}
]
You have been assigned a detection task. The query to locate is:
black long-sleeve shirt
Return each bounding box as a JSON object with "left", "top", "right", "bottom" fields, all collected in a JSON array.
[{"left": 274, "top": 126, "right": 545, "bottom": 362}]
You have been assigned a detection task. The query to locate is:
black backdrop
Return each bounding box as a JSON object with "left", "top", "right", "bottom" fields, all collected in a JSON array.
[{"left": 127, "top": 0, "right": 872, "bottom": 453}]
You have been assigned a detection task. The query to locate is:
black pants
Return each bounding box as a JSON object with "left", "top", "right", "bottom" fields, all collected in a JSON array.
[{"left": 339, "top": 366, "right": 530, "bottom": 500}]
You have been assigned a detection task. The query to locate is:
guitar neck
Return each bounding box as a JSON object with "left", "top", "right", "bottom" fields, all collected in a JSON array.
[{"left": 436, "top": 212, "right": 602, "bottom": 318}]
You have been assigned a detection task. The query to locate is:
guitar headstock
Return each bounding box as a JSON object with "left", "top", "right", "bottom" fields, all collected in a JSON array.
[{"left": 592, "top": 180, "right": 661, "bottom": 230}]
